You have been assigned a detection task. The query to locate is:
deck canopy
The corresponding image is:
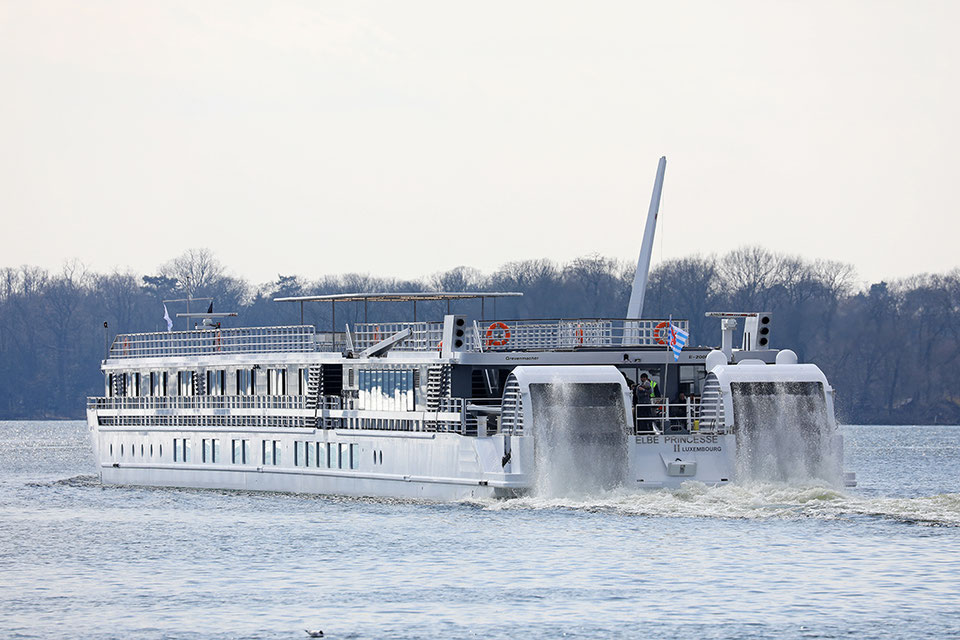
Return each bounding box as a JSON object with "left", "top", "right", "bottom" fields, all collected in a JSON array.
[
  {"left": 274, "top": 291, "right": 522, "bottom": 303},
  {"left": 273, "top": 291, "right": 523, "bottom": 326}
]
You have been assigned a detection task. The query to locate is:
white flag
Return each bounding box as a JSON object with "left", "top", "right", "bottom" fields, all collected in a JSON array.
[{"left": 163, "top": 304, "right": 173, "bottom": 332}]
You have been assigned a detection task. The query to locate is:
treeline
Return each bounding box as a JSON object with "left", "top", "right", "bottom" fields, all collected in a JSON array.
[{"left": 2, "top": 247, "right": 958, "bottom": 424}]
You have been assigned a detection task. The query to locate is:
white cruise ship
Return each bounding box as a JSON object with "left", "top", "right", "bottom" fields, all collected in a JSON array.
[{"left": 86, "top": 158, "right": 854, "bottom": 499}]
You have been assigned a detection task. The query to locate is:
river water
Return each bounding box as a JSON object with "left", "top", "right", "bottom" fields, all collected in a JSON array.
[{"left": 1, "top": 421, "right": 959, "bottom": 639}]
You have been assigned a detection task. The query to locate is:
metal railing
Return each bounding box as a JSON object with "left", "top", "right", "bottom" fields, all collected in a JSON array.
[
  {"left": 351, "top": 322, "right": 444, "bottom": 352},
  {"left": 109, "top": 326, "right": 317, "bottom": 359},
  {"left": 471, "top": 318, "right": 689, "bottom": 351},
  {"left": 88, "top": 395, "right": 315, "bottom": 411},
  {"left": 632, "top": 399, "right": 725, "bottom": 435}
]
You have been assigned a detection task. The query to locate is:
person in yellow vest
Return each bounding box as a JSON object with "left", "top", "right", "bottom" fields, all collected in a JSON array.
[{"left": 635, "top": 373, "right": 659, "bottom": 427}]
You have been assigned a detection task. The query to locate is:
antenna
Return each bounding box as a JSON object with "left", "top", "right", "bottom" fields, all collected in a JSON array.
[{"left": 626, "top": 156, "right": 667, "bottom": 319}]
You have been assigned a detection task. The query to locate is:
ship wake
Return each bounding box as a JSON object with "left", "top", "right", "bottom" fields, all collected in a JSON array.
[{"left": 475, "top": 482, "right": 960, "bottom": 527}]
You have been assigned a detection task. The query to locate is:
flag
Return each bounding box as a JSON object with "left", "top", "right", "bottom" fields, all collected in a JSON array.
[
  {"left": 669, "top": 323, "right": 689, "bottom": 361},
  {"left": 163, "top": 304, "right": 173, "bottom": 332}
]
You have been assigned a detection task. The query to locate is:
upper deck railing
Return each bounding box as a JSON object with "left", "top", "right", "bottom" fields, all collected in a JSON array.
[
  {"left": 109, "top": 325, "right": 317, "bottom": 359},
  {"left": 109, "top": 318, "right": 689, "bottom": 359},
  {"left": 353, "top": 318, "right": 689, "bottom": 352},
  {"left": 351, "top": 322, "right": 445, "bottom": 352},
  {"left": 471, "top": 318, "right": 688, "bottom": 351}
]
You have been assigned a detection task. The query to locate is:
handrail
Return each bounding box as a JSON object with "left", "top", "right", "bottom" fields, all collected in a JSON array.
[
  {"left": 632, "top": 399, "right": 725, "bottom": 435},
  {"left": 87, "top": 394, "right": 343, "bottom": 411},
  {"left": 470, "top": 318, "right": 689, "bottom": 351},
  {"left": 109, "top": 325, "right": 317, "bottom": 359}
]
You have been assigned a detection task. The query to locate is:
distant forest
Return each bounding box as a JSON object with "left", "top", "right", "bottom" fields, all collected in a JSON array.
[{"left": 2, "top": 247, "right": 958, "bottom": 424}]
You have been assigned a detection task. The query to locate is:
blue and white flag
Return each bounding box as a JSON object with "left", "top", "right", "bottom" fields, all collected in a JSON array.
[
  {"left": 669, "top": 323, "right": 689, "bottom": 361},
  {"left": 163, "top": 304, "right": 173, "bottom": 332}
]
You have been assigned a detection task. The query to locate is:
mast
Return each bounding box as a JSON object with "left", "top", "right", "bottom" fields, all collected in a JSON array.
[{"left": 626, "top": 156, "right": 667, "bottom": 319}]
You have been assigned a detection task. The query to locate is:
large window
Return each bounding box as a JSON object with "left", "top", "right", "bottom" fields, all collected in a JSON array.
[
  {"left": 178, "top": 371, "right": 194, "bottom": 396},
  {"left": 267, "top": 369, "right": 286, "bottom": 396},
  {"left": 124, "top": 372, "right": 141, "bottom": 397},
  {"left": 206, "top": 370, "right": 225, "bottom": 396},
  {"left": 236, "top": 368, "right": 256, "bottom": 396},
  {"left": 358, "top": 369, "right": 414, "bottom": 411},
  {"left": 298, "top": 368, "right": 309, "bottom": 396},
  {"left": 149, "top": 371, "right": 167, "bottom": 397}
]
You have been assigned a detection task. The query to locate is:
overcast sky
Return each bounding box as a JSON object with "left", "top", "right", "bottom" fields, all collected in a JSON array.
[{"left": 2, "top": 1, "right": 957, "bottom": 286}]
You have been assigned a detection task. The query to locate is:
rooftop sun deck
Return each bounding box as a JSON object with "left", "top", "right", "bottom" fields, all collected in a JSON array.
[{"left": 107, "top": 318, "right": 691, "bottom": 360}]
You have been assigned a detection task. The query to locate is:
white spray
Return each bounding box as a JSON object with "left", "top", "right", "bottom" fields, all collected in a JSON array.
[
  {"left": 731, "top": 381, "right": 842, "bottom": 485},
  {"left": 529, "top": 380, "right": 630, "bottom": 497}
]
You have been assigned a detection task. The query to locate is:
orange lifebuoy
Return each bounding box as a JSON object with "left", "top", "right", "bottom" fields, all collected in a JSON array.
[
  {"left": 653, "top": 321, "right": 669, "bottom": 345},
  {"left": 575, "top": 323, "right": 584, "bottom": 345},
  {"left": 485, "top": 321, "right": 511, "bottom": 347}
]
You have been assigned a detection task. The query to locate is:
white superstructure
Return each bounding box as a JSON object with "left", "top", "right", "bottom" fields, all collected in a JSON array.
[
  {"left": 87, "top": 303, "right": 853, "bottom": 498},
  {"left": 86, "top": 158, "right": 854, "bottom": 498}
]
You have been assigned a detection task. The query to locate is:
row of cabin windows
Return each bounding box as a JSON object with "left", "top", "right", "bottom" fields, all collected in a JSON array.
[
  {"left": 108, "top": 368, "right": 300, "bottom": 398},
  {"left": 109, "top": 442, "right": 162, "bottom": 458},
  {"left": 293, "top": 441, "right": 360, "bottom": 470},
  {"left": 108, "top": 438, "right": 361, "bottom": 470}
]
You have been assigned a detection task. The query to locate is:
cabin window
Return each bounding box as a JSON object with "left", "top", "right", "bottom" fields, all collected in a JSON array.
[
  {"left": 297, "top": 368, "right": 308, "bottom": 396},
  {"left": 206, "top": 370, "right": 225, "bottom": 396},
  {"left": 338, "top": 443, "right": 349, "bottom": 469},
  {"left": 120, "top": 444, "right": 124, "bottom": 457},
  {"left": 109, "top": 443, "right": 113, "bottom": 457},
  {"left": 319, "top": 443, "right": 328, "bottom": 468},
  {"left": 305, "top": 441, "right": 314, "bottom": 467},
  {"left": 350, "top": 444, "right": 359, "bottom": 469},
  {"left": 150, "top": 444, "right": 154, "bottom": 457},
  {"left": 140, "top": 444, "right": 144, "bottom": 457},
  {"left": 174, "top": 438, "right": 191, "bottom": 462},
  {"left": 262, "top": 440, "right": 281, "bottom": 465},
  {"left": 123, "top": 372, "right": 140, "bottom": 397},
  {"left": 178, "top": 371, "right": 194, "bottom": 396},
  {"left": 203, "top": 439, "right": 219, "bottom": 463},
  {"left": 149, "top": 371, "right": 166, "bottom": 397},
  {"left": 267, "top": 369, "right": 287, "bottom": 396},
  {"left": 159, "top": 444, "right": 162, "bottom": 458},
  {"left": 325, "top": 443, "right": 334, "bottom": 468},
  {"left": 295, "top": 441, "right": 304, "bottom": 467},
  {"left": 233, "top": 439, "right": 249, "bottom": 464},
  {"left": 236, "top": 369, "right": 256, "bottom": 396}
]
